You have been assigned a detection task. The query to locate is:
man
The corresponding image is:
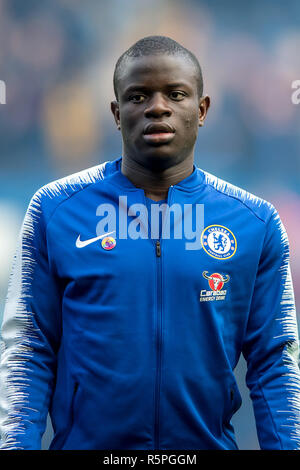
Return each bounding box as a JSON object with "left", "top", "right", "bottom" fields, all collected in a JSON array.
[{"left": 1, "top": 35, "right": 300, "bottom": 450}]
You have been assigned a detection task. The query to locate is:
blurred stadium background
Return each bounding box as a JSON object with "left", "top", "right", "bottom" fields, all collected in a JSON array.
[{"left": 0, "top": 0, "right": 299, "bottom": 450}]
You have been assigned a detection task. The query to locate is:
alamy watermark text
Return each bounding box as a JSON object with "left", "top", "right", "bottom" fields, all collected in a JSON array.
[
  {"left": 291, "top": 80, "right": 300, "bottom": 104},
  {"left": 95, "top": 197, "right": 204, "bottom": 250},
  {"left": 0, "top": 80, "right": 6, "bottom": 104}
]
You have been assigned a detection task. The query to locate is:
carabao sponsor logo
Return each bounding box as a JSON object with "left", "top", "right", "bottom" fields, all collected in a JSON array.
[{"left": 200, "top": 271, "right": 230, "bottom": 302}]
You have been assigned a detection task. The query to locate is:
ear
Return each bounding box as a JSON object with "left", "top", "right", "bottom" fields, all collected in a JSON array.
[
  {"left": 198, "top": 95, "right": 210, "bottom": 127},
  {"left": 111, "top": 100, "right": 121, "bottom": 130}
]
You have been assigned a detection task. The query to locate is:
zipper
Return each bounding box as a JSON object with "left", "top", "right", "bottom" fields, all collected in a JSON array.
[
  {"left": 153, "top": 186, "right": 173, "bottom": 450},
  {"left": 154, "top": 239, "right": 162, "bottom": 449}
]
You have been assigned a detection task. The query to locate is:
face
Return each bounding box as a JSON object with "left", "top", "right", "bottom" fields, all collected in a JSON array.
[{"left": 111, "top": 54, "right": 210, "bottom": 171}]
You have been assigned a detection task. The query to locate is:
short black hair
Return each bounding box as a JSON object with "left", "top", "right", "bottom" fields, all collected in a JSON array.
[{"left": 113, "top": 35, "right": 203, "bottom": 100}]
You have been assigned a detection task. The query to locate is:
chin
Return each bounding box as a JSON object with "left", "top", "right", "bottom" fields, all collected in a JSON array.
[{"left": 139, "top": 150, "right": 182, "bottom": 171}]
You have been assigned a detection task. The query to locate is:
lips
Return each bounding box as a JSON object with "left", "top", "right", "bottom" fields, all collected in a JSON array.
[
  {"left": 143, "top": 122, "right": 175, "bottom": 135},
  {"left": 143, "top": 122, "right": 175, "bottom": 145}
]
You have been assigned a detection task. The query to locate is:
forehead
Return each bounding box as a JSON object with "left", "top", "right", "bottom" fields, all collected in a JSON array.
[{"left": 117, "top": 54, "right": 198, "bottom": 94}]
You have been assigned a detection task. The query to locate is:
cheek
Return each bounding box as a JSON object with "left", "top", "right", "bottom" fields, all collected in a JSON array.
[
  {"left": 183, "top": 113, "right": 199, "bottom": 136},
  {"left": 184, "top": 117, "right": 193, "bottom": 129},
  {"left": 182, "top": 106, "right": 199, "bottom": 129},
  {"left": 120, "top": 110, "right": 141, "bottom": 134},
  {"left": 119, "top": 115, "right": 137, "bottom": 138},
  {"left": 120, "top": 119, "right": 142, "bottom": 149}
]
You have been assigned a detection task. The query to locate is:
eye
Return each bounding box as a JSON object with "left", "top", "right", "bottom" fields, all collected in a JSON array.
[
  {"left": 169, "top": 91, "right": 186, "bottom": 101},
  {"left": 129, "top": 94, "right": 146, "bottom": 103}
]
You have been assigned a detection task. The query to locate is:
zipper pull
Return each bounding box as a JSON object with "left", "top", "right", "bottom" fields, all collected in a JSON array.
[{"left": 156, "top": 240, "right": 161, "bottom": 257}]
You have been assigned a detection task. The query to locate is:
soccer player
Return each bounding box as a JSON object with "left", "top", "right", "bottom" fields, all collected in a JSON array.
[{"left": 1, "top": 35, "right": 300, "bottom": 450}]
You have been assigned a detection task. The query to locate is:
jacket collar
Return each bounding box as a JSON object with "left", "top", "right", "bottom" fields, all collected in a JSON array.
[{"left": 106, "top": 156, "right": 204, "bottom": 192}]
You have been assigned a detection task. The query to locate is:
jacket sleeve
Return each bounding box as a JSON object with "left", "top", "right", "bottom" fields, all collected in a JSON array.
[
  {"left": 242, "top": 206, "right": 300, "bottom": 450},
  {"left": 0, "top": 190, "right": 62, "bottom": 450}
]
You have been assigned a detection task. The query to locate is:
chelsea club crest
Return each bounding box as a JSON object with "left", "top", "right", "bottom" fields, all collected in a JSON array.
[{"left": 201, "top": 225, "right": 237, "bottom": 260}]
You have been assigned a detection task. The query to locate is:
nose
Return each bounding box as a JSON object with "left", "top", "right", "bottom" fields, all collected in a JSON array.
[{"left": 144, "top": 92, "right": 172, "bottom": 118}]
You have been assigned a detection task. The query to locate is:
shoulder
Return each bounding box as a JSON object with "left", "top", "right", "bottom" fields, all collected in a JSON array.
[
  {"left": 201, "top": 168, "right": 276, "bottom": 225},
  {"left": 37, "top": 160, "right": 108, "bottom": 204},
  {"left": 26, "top": 160, "right": 114, "bottom": 223},
  {"left": 201, "top": 170, "right": 291, "bottom": 259}
]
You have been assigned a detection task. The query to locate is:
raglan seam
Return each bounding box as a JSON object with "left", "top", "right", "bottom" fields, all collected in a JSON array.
[
  {"left": 44, "top": 180, "right": 97, "bottom": 231},
  {"left": 244, "top": 207, "right": 299, "bottom": 450},
  {"left": 205, "top": 181, "right": 271, "bottom": 225},
  {"left": 241, "top": 210, "right": 274, "bottom": 356},
  {"left": 43, "top": 163, "right": 131, "bottom": 231}
]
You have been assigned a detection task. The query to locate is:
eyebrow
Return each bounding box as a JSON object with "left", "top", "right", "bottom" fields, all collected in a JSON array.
[
  {"left": 123, "top": 82, "right": 192, "bottom": 95},
  {"left": 166, "top": 82, "right": 191, "bottom": 88},
  {"left": 123, "top": 85, "right": 149, "bottom": 94}
]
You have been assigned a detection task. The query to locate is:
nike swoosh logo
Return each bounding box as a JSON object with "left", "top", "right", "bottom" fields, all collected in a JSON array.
[{"left": 76, "top": 231, "right": 115, "bottom": 248}]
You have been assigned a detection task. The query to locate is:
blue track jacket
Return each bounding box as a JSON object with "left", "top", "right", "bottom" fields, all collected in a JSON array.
[{"left": 1, "top": 156, "right": 300, "bottom": 450}]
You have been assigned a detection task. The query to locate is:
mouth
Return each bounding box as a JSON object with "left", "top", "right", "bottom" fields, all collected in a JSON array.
[{"left": 143, "top": 122, "right": 175, "bottom": 145}]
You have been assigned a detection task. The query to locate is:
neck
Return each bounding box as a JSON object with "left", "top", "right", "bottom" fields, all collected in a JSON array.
[{"left": 121, "top": 154, "right": 194, "bottom": 201}]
